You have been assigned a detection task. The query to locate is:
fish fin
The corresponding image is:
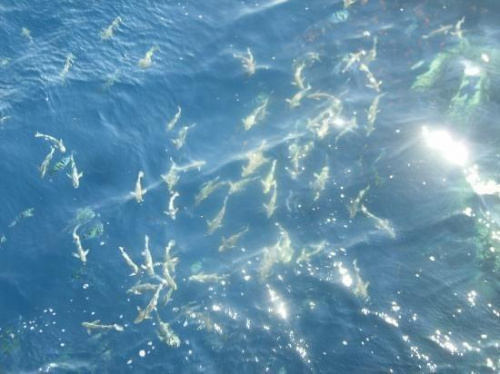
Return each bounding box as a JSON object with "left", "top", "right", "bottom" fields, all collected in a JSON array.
[{"left": 72, "top": 252, "right": 80, "bottom": 259}]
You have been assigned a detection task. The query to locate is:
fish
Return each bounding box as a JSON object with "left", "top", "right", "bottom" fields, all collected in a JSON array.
[
  {"left": 67, "top": 154, "right": 83, "bottom": 189},
  {"left": 242, "top": 144, "right": 269, "bottom": 177},
  {"left": 451, "top": 17, "right": 465, "bottom": 39},
  {"left": 139, "top": 46, "right": 159, "bottom": 68},
  {"left": 422, "top": 24, "right": 453, "bottom": 39},
  {"left": 341, "top": 50, "right": 367, "bottom": 73},
  {"left": 353, "top": 259, "right": 370, "bottom": 300},
  {"left": 156, "top": 313, "right": 180, "bottom": 347},
  {"left": 134, "top": 283, "right": 163, "bottom": 324},
  {"left": 171, "top": 123, "right": 196, "bottom": 150},
  {"left": 263, "top": 182, "right": 278, "bottom": 218},
  {"left": 296, "top": 240, "right": 327, "bottom": 264},
  {"left": 166, "top": 106, "right": 182, "bottom": 131},
  {"left": 127, "top": 282, "right": 159, "bottom": 295},
  {"left": 366, "top": 94, "right": 384, "bottom": 136},
  {"left": 347, "top": 185, "right": 370, "bottom": 218},
  {"left": 35, "top": 132, "right": 66, "bottom": 153},
  {"left": 81, "top": 320, "right": 124, "bottom": 334},
  {"left": 51, "top": 155, "right": 72, "bottom": 174},
  {"left": 188, "top": 272, "right": 227, "bottom": 283},
  {"left": 330, "top": 9, "right": 349, "bottom": 24},
  {"left": 233, "top": 47, "right": 256, "bottom": 76},
  {"left": 344, "top": 0, "right": 357, "bottom": 8},
  {"left": 364, "top": 36, "right": 378, "bottom": 65},
  {"left": 165, "top": 192, "right": 179, "bottom": 220},
  {"left": 21, "top": 27, "right": 33, "bottom": 43},
  {"left": 207, "top": 196, "right": 228, "bottom": 235},
  {"left": 312, "top": 165, "right": 329, "bottom": 201},
  {"left": 194, "top": 176, "right": 224, "bottom": 206},
  {"left": 8, "top": 208, "right": 35, "bottom": 228},
  {"left": 218, "top": 227, "right": 249, "bottom": 252},
  {"left": 359, "top": 63, "right": 382, "bottom": 92},
  {"left": 292, "top": 60, "right": 307, "bottom": 90},
  {"left": 100, "top": 16, "right": 122, "bottom": 40},
  {"left": 334, "top": 117, "right": 358, "bottom": 144},
  {"left": 261, "top": 160, "right": 277, "bottom": 194},
  {"left": 162, "top": 159, "right": 206, "bottom": 192},
  {"left": 286, "top": 84, "right": 312, "bottom": 109},
  {"left": 39, "top": 147, "right": 55, "bottom": 179},
  {"left": 60, "top": 53, "right": 75, "bottom": 80},
  {"left": 141, "top": 235, "right": 155, "bottom": 276},
  {"left": 360, "top": 204, "right": 396, "bottom": 238},
  {"left": 259, "top": 224, "right": 294, "bottom": 280},
  {"left": 288, "top": 141, "right": 314, "bottom": 178},
  {"left": 72, "top": 225, "right": 89, "bottom": 264},
  {"left": 161, "top": 248, "right": 178, "bottom": 291},
  {"left": 242, "top": 96, "right": 269, "bottom": 130},
  {"left": 227, "top": 177, "right": 257, "bottom": 195},
  {"left": 131, "top": 171, "right": 147, "bottom": 203},
  {"left": 118, "top": 246, "right": 140, "bottom": 276}
]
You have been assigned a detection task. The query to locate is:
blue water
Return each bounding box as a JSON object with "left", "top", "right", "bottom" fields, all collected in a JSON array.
[{"left": 1, "top": 0, "right": 499, "bottom": 372}]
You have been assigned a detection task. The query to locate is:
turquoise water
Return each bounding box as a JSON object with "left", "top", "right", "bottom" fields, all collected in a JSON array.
[{"left": 1, "top": 0, "right": 499, "bottom": 372}]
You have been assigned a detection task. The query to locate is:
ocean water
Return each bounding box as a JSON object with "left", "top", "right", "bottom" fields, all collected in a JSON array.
[{"left": 0, "top": 0, "right": 499, "bottom": 372}]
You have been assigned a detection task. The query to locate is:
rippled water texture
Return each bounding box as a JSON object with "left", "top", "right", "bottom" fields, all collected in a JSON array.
[{"left": 0, "top": 0, "right": 499, "bottom": 372}]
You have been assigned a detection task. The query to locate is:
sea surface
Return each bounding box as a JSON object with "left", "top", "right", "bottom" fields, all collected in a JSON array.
[{"left": 0, "top": 0, "right": 499, "bottom": 373}]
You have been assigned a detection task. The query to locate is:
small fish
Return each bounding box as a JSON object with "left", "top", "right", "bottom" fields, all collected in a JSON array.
[
  {"left": 82, "top": 320, "right": 124, "bottom": 334},
  {"left": 156, "top": 313, "right": 180, "bottom": 347},
  {"left": 292, "top": 60, "right": 307, "bottom": 90},
  {"left": 161, "top": 240, "right": 178, "bottom": 291},
  {"left": 171, "top": 123, "right": 196, "bottom": 150},
  {"left": 60, "top": 53, "right": 75, "bottom": 80},
  {"left": 312, "top": 165, "right": 329, "bottom": 201},
  {"left": 207, "top": 197, "right": 228, "bottom": 235},
  {"left": 360, "top": 204, "right": 396, "bottom": 238},
  {"left": 139, "top": 46, "right": 159, "bottom": 69},
  {"left": 359, "top": 63, "right": 382, "bottom": 92},
  {"left": 227, "top": 177, "right": 257, "bottom": 195},
  {"left": 330, "top": 9, "right": 349, "bottom": 24},
  {"left": 366, "top": 94, "right": 384, "bottom": 136},
  {"left": 100, "top": 16, "right": 122, "bottom": 40},
  {"left": 422, "top": 24, "right": 453, "bottom": 40},
  {"left": 364, "top": 36, "right": 378, "bottom": 65},
  {"left": 8, "top": 208, "right": 35, "bottom": 228},
  {"left": 233, "top": 47, "right": 256, "bottom": 76},
  {"left": 131, "top": 171, "right": 147, "bottom": 203},
  {"left": 141, "top": 235, "right": 155, "bottom": 276},
  {"left": 242, "top": 144, "right": 269, "bottom": 177},
  {"left": 286, "top": 85, "right": 312, "bottom": 109},
  {"left": 21, "top": 27, "right": 33, "bottom": 43},
  {"left": 243, "top": 96, "right": 269, "bottom": 131},
  {"left": 343, "top": 0, "right": 357, "bottom": 8},
  {"left": 189, "top": 272, "right": 227, "bottom": 283},
  {"left": 72, "top": 225, "right": 89, "bottom": 264},
  {"left": 165, "top": 191, "right": 179, "bottom": 220},
  {"left": 451, "top": 17, "right": 465, "bottom": 39},
  {"left": 127, "top": 282, "right": 159, "bottom": 295},
  {"left": 353, "top": 259, "right": 370, "bottom": 300},
  {"left": 166, "top": 106, "right": 182, "bottom": 131},
  {"left": 35, "top": 132, "right": 66, "bottom": 153},
  {"left": 195, "top": 176, "right": 224, "bottom": 206},
  {"left": 39, "top": 147, "right": 55, "bottom": 179},
  {"left": 51, "top": 155, "right": 72, "bottom": 174},
  {"left": 67, "top": 154, "right": 83, "bottom": 189},
  {"left": 263, "top": 182, "right": 278, "bottom": 218},
  {"left": 347, "top": 185, "right": 370, "bottom": 218},
  {"left": 218, "top": 227, "right": 249, "bottom": 252},
  {"left": 119, "top": 246, "right": 140, "bottom": 276},
  {"left": 261, "top": 160, "right": 277, "bottom": 194},
  {"left": 134, "top": 284, "right": 163, "bottom": 324},
  {"left": 296, "top": 240, "right": 327, "bottom": 264},
  {"left": 341, "top": 50, "right": 366, "bottom": 73}
]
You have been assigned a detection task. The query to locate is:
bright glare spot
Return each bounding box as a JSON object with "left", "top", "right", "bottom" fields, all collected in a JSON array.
[
  {"left": 465, "top": 165, "right": 500, "bottom": 196},
  {"left": 422, "top": 126, "right": 468, "bottom": 166},
  {"left": 481, "top": 53, "right": 490, "bottom": 63},
  {"left": 139, "top": 349, "right": 146, "bottom": 357},
  {"left": 463, "top": 61, "right": 482, "bottom": 76}
]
